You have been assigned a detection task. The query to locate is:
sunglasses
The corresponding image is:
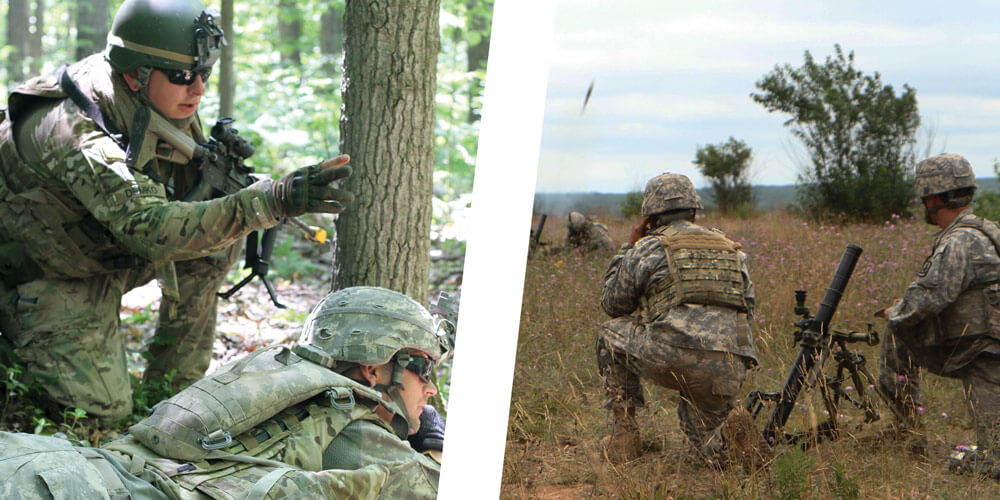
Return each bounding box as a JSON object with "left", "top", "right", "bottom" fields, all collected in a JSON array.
[
  {"left": 156, "top": 66, "right": 212, "bottom": 86},
  {"left": 399, "top": 353, "right": 435, "bottom": 383}
]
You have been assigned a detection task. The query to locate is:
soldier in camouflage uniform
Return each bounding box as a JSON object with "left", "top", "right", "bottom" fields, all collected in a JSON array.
[
  {"left": 597, "top": 173, "right": 758, "bottom": 464},
  {"left": 875, "top": 154, "right": 1000, "bottom": 477},
  {"left": 0, "top": 0, "right": 354, "bottom": 423},
  {"left": 0, "top": 286, "right": 450, "bottom": 499},
  {"left": 566, "top": 211, "right": 615, "bottom": 252}
]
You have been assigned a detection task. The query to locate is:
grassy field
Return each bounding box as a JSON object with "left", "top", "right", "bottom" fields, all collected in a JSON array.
[{"left": 503, "top": 210, "right": 1000, "bottom": 499}]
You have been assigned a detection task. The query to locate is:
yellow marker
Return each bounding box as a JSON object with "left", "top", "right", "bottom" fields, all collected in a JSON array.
[{"left": 313, "top": 227, "right": 327, "bottom": 245}]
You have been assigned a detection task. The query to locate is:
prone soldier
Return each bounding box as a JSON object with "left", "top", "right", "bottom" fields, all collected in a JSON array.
[
  {"left": 875, "top": 154, "right": 1000, "bottom": 477},
  {"left": 0, "top": 286, "right": 450, "bottom": 499},
  {"left": 597, "top": 173, "right": 758, "bottom": 464},
  {"left": 0, "top": 0, "right": 354, "bottom": 423},
  {"left": 566, "top": 211, "right": 615, "bottom": 252}
]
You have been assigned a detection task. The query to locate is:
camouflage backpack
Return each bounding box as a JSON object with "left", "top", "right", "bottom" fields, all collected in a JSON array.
[{"left": 129, "top": 344, "right": 399, "bottom": 462}]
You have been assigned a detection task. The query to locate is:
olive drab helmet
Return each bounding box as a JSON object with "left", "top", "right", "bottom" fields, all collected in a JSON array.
[
  {"left": 914, "top": 153, "right": 978, "bottom": 199},
  {"left": 294, "top": 286, "right": 452, "bottom": 371},
  {"left": 568, "top": 211, "right": 586, "bottom": 233},
  {"left": 106, "top": 0, "right": 225, "bottom": 75},
  {"left": 641, "top": 172, "right": 703, "bottom": 216},
  {"left": 293, "top": 286, "right": 453, "bottom": 432}
]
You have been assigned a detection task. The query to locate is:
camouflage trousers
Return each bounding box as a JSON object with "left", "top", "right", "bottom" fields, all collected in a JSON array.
[
  {"left": 879, "top": 328, "right": 1000, "bottom": 454},
  {"left": 0, "top": 245, "right": 239, "bottom": 422},
  {"left": 597, "top": 317, "right": 751, "bottom": 453},
  {"left": 0, "top": 431, "right": 388, "bottom": 500}
]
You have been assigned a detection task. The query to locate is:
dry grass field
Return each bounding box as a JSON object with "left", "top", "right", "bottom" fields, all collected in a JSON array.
[{"left": 502, "top": 211, "right": 1000, "bottom": 499}]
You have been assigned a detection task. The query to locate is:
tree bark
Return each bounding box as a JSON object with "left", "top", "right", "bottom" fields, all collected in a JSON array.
[
  {"left": 7, "top": 0, "right": 29, "bottom": 83},
  {"left": 75, "top": 0, "right": 109, "bottom": 60},
  {"left": 335, "top": 0, "right": 440, "bottom": 302},
  {"left": 219, "top": 0, "right": 235, "bottom": 117}
]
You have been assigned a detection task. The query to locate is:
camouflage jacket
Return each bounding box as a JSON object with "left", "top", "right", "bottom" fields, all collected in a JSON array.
[
  {"left": 567, "top": 220, "right": 614, "bottom": 252},
  {"left": 887, "top": 209, "right": 1000, "bottom": 373},
  {"left": 96, "top": 402, "right": 438, "bottom": 499},
  {"left": 0, "top": 430, "right": 390, "bottom": 500},
  {"left": 0, "top": 54, "right": 278, "bottom": 289},
  {"left": 601, "top": 219, "right": 758, "bottom": 362}
]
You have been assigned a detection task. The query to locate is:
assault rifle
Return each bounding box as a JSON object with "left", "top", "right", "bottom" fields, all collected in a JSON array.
[
  {"left": 746, "top": 244, "right": 898, "bottom": 446},
  {"left": 139, "top": 110, "right": 324, "bottom": 308}
]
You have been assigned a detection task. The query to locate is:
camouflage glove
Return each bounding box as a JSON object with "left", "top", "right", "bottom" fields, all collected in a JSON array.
[
  {"left": 407, "top": 405, "right": 446, "bottom": 453},
  {"left": 264, "top": 154, "right": 355, "bottom": 217}
]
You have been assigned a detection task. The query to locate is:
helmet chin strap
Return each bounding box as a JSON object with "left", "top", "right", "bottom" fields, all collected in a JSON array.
[{"left": 373, "top": 358, "right": 419, "bottom": 436}]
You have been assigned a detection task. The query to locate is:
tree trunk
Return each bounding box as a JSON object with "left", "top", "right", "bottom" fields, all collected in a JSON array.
[
  {"left": 466, "top": 0, "right": 491, "bottom": 123},
  {"left": 335, "top": 0, "right": 440, "bottom": 302},
  {"left": 7, "top": 0, "right": 29, "bottom": 83},
  {"left": 75, "top": 0, "right": 109, "bottom": 60},
  {"left": 277, "top": 0, "right": 301, "bottom": 66},
  {"left": 219, "top": 0, "right": 235, "bottom": 117},
  {"left": 27, "top": 0, "right": 44, "bottom": 75}
]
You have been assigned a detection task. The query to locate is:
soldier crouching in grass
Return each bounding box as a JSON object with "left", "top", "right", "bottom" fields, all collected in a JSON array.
[
  {"left": 0, "top": 286, "right": 451, "bottom": 499},
  {"left": 566, "top": 211, "right": 615, "bottom": 252},
  {"left": 875, "top": 154, "right": 1000, "bottom": 479},
  {"left": 596, "top": 172, "right": 758, "bottom": 466}
]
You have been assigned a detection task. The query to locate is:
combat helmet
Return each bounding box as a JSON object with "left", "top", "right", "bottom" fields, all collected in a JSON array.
[
  {"left": 914, "top": 154, "right": 977, "bottom": 199},
  {"left": 641, "top": 172, "right": 703, "bottom": 216},
  {"left": 106, "top": 0, "right": 225, "bottom": 75},
  {"left": 294, "top": 286, "right": 454, "bottom": 431},
  {"left": 568, "top": 211, "right": 586, "bottom": 233}
]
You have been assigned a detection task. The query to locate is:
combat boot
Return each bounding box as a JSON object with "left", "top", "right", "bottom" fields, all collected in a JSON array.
[
  {"left": 603, "top": 407, "right": 642, "bottom": 463},
  {"left": 949, "top": 446, "right": 1000, "bottom": 479}
]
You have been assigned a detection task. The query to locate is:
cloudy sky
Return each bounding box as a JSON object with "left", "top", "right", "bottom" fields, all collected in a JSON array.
[{"left": 535, "top": 0, "right": 1000, "bottom": 192}]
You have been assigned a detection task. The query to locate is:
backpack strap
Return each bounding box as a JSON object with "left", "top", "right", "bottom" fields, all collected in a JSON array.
[{"left": 56, "top": 64, "right": 128, "bottom": 150}]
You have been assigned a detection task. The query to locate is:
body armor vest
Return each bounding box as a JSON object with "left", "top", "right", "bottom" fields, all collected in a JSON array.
[
  {"left": 0, "top": 55, "right": 203, "bottom": 292},
  {"left": 930, "top": 215, "right": 1000, "bottom": 344},
  {"left": 644, "top": 224, "right": 747, "bottom": 314}
]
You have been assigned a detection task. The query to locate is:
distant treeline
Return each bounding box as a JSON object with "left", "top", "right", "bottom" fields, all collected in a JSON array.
[{"left": 535, "top": 178, "right": 1000, "bottom": 217}]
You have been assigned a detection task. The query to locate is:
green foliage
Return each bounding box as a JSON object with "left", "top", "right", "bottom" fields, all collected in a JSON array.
[
  {"left": 827, "top": 462, "right": 860, "bottom": 500},
  {"left": 974, "top": 159, "right": 1000, "bottom": 222},
  {"left": 270, "top": 235, "right": 322, "bottom": 280},
  {"left": 620, "top": 191, "right": 643, "bottom": 217},
  {"left": 129, "top": 370, "right": 179, "bottom": 425},
  {"left": 693, "top": 137, "right": 756, "bottom": 215},
  {"left": 752, "top": 44, "right": 919, "bottom": 222},
  {"left": 773, "top": 446, "right": 814, "bottom": 500}
]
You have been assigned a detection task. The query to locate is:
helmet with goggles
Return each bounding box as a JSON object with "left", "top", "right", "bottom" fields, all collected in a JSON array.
[
  {"left": 106, "top": 0, "right": 225, "bottom": 79},
  {"left": 294, "top": 286, "right": 453, "bottom": 374}
]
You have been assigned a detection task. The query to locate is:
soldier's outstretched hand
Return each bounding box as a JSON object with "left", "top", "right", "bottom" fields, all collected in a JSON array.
[{"left": 265, "top": 154, "right": 355, "bottom": 217}]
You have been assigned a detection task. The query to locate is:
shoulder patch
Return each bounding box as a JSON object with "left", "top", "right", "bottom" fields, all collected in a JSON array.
[
  {"left": 917, "top": 256, "right": 933, "bottom": 278},
  {"left": 96, "top": 136, "right": 126, "bottom": 163}
]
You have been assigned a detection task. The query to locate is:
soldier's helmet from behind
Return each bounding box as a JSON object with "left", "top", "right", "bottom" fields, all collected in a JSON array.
[
  {"left": 567, "top": 211, "right": 586, "bottom": 232},
  {"left": 914, "top": 154, "right": 977, "bottom": 198},
  {"left": 106, "top": 0, "right": 225, "bottom": 74},
  {"left": 294, "top": 286, "right": 453, "bottom": 371},
  {"left": 641, "top": 172, "right": 703, "bottom": 217}
]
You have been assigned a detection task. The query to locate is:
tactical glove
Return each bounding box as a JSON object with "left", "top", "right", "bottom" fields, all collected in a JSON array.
[
  {"left": 407, "top": 404, "right": 446, "bottom": 453},
  {"left": 263, "top": 154, "right": 355, "bottom": 217}
]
